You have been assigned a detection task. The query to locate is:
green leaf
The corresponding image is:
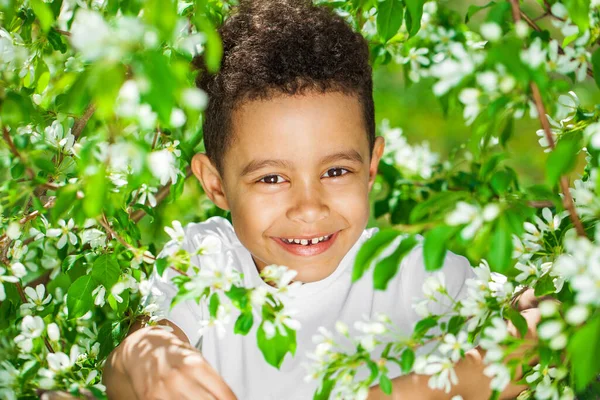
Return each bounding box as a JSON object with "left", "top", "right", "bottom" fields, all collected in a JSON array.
[
  {"left": 83, "top": 165, "right": 107, "bottom": 218},
  {"left": 194, "top": 1, "right": 223, "bottom": 73},
  {"left": 490, "top": 170, "right": 513, "bottom": 195},
  {"left": 447, "top": 315, "right": 466, "bottom": 335},
  {"left": 414, "top": 315, "right": 439, "bottom": 337},
  {"left": 155, "top": 257, "right": 168, "bottom": 277},
  {"left": 225, "top": 285, "right": 249, "bottom": 309},
  {"left": 48, "top": 28, "right": 67, "bottom": 53},
  {"left": 234, "top": 311, "right": 254, "bottom": 335},
  {"left": 373, "top": 235, "right": 418, "bottom": 290},
  {"left": 564, "top": 0, "right": 590, "bottom": 32},
  {"left": 376, "top": 0, "right": 403, "bottom": 42},
  {"left": 10, "top": 162, "right": 25, "bottom": 179},
  {"left": 465, "top": 1, "right": 496, "bottom": 23},
  {"left": 91, "top": 254, "right": 120, "bottom": 289},
  {"left": 488, "top": 216, "right": 512, "bottom": 272},
  {"left": 592, "top": 48, "right": 600, "bottom": 90},
  {"left": 257, "top": 323, "right": 297, "bottom": 369},
  {"left": 67, "top": 275, "right": 96, "bottom": 319},
  {"left": 0, "top": 91, "right": 35, "bottom": 126},
  {"left": 410, "top": 191, "right": 468, "bottom": 223},
  {"left": 51, "top": 184, "right": 78, "bottom": 221},
  {"left": 62, "top": 254, "right": 85, "bottom": 273},
  {"left": 534, "top": 273, "right": 556, "bottom": 297},
  {"left": 404, "top": 0, "right": 424, "bottom": 37},
  {"left": 352, "top": 229, "right": 403, "bottom": 282},
  {"left": 546, "top": 132, "right": 583, "bottom": 186},
  {"left": 567, "top": 315, "right": 600, "bottom": 392},
  {"left": 143, "top": 0, "right": 177, "bottom": 40},
  {"left": 379, "top": 374, "right": 392, "bottom": 395},
  {"left": 30, "top": 0, "right": 54, "bottom": 31},
  {"left": 98, "top": 321, "right": 125, "bottom": 360},
  {"left": 400, "top": 348, "right": 415, "bottom": 373},
  {"left": 209, "top": 292, "right": 220, "bottom": 318},
  {"left": 423, "top": 226, "right": 455, "bottom": 272},
  {"left": 506, "top": 308, "right": 528, "bottom": 338},
  {"left": 138, "top": 51, "right": 177, "bottom": 123},
  {"left": 313, "top": 378, "right": 335, "bottom": 400}
]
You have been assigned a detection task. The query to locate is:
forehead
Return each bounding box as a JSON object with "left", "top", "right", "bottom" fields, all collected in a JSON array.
[{"left": 225, "top": 91, "right": 370, "bottom": 172}]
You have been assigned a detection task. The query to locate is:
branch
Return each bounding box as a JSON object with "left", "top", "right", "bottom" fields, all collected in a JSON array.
[
  {"left": 509, "top": 0, "right": 587, "bottom": 238},
  {"left": 72, "top": 104, "right": 96, "bottom": 140}
]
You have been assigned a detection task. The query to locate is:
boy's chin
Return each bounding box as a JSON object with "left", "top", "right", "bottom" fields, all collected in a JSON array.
[{"left": 286, "top": 263, "right": 340, "bottom": 284}]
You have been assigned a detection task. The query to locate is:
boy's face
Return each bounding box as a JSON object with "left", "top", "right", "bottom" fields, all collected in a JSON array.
[{"left": 192, "top": 91, "right": 385, "bottom": 283}]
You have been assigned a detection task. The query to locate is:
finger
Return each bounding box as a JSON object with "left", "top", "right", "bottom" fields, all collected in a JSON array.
[{"left": 179, "top": 354, "right": 237, "bottom": 400}]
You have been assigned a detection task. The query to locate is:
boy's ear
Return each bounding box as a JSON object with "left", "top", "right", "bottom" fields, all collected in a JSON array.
[
  {"left": 191, "top": 153, "right": 230, "bottom": 211},
  {"left": 368, "top": 136, "right": 385, "bottom": 192}
]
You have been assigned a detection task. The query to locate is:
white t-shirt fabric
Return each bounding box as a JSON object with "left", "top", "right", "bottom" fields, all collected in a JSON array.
[{"left": 145, "top": 216, "right": 475, "bottom": 400}]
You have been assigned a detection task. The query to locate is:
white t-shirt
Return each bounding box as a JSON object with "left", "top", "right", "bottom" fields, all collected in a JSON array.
[{"left": 145, "top": 216, "right": 475, "bottom": 400}]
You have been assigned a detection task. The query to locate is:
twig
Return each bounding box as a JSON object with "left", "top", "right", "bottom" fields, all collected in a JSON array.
[
  {"left": 527, "top": 200, "right": 555, "bottom": 208},
  {"left": 54, "top": 29, "right": 71, "bottom": 37},
  {"left": 98, "top": 213, "right": 134, "bottom": 251},
  {"left": 509, "top": 0, "right": 587, "bottom": 238},
  {"left": 72, "top": 104, "right": 96, "bottom": 140}
]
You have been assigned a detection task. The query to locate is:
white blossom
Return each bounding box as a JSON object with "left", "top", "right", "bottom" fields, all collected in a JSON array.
[
  {"left": 430, "top": 43, "right": 477, "bottom": 96},
  {"left": 445, "top": 202, "right": 500, "bottom": 239},
  {"left": 182, "top": 88, "right": 208, "bottom": 110},
  {"left": 263, "top": 308, "right": 301, "bottom": 339},
  {"left": 148, "top": 149, "right": 182, "bottom": 185},
  {"left": 164, "top": 220, "right": 185, "bottom": 243},
  {"left": 260, "top": 265, "right": 303, "bottom": 292},
  {"left": 46, "top": 218, "right": 77, "bottom": 249},
  {"left": 521, "top": 38, "right": 546, "bottom": 69},
  {"left": 439, "top": 331, "right": 472, "bottom": 362},
  {"left": 22, "top": 284, "right": 52, "bottom": 312},
  {"left": 198, "top": 304, "right": 232, "bottom": 339},
  {"left": 0, "top": 266, "right": 20, "bottom": 301},
  {"left": 484, "top": 363, "right": 511, "bottom": 391},
  {"left": 480, "top": 22, "right": 502, "bottom": 41},
  {"left": 92, "top": 285, "right": 106, "bottom": 307},
  {"left": 47, "top": 323, "right": 60, "bottom": 342},
  {"left": 565, "top": 305, "right": 589, "bottom": 325},
  {"left": 135, "top": 184, "right": 157, "bottom": 207}
]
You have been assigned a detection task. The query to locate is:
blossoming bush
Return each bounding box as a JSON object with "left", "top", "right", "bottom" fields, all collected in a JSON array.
[{"left": 1, "top": 0, "right": 600, "bottom": 399}]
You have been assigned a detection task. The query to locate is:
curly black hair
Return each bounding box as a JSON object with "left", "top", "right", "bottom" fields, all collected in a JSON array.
[{"left": 194, "top": 0, "right": 375, "bottom": 175}]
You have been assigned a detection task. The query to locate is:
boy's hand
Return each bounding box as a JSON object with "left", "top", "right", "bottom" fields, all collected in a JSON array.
[{"left": 103, "top": 326, "right": 237, "bottom": 400}]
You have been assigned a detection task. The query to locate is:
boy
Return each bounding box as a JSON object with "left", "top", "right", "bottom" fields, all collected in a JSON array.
[{"left": 103, "top": 0, "right": 539, "bottom": 399}]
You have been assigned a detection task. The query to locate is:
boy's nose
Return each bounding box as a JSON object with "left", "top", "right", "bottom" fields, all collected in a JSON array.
[{"left": 286, "top": 184, "right": 329, "bottom": 224}]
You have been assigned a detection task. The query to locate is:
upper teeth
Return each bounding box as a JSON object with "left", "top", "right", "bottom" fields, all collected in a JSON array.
[{"left": 283, "top": 235, "right": 332, "bottom": 245}]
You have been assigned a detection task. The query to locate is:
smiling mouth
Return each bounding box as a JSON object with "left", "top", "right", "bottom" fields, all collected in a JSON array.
[
  {"left": 279, "top": 234, "right": 334, "bottom": 246},
  {"left": 273, "top": 231, "right": 340, "bottom": 256}
]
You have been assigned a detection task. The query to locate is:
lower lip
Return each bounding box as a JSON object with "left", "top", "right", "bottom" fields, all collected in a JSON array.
[{"left": 274, "top": 231, "right": 339, "bottom": 257}]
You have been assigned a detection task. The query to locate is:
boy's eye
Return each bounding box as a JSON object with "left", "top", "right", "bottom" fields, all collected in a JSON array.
[
  {"left": 258, "top": 175, "right": 286, "bottom": 184},
  {"left": 322, "top": 167, "right": 350, "bottom": 178}
]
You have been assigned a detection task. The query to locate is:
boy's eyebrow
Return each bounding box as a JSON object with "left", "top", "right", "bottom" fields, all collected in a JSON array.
[
  {"left": 240, "top": 150, "right": 364, "bottom": 177},
  {"left": 240, "top": 159, "right": 293, "bottom": 177},
  {"left": 319, "top": 150, "right": 364, "bottom": 166}
]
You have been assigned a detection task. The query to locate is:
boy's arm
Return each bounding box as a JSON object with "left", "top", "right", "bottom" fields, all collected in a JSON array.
[
  {"left": 369, "top": 292, "right": 541, "bottom": 400},
  {"left": 103, "top": 317, "right": 236, "bottom": 400}
]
